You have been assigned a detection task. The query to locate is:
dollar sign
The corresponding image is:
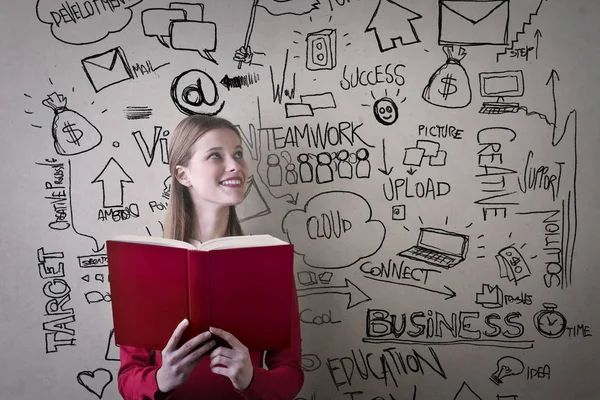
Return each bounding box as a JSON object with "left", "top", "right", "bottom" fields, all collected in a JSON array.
[
  {"left": 62, "top": 121, "right": 84, "bottom": 145},
  {"left": 438, "top": 74, "right": 458, "bottom": 100}
]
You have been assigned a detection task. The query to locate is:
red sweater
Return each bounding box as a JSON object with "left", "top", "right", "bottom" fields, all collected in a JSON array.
[{"left": 117, "top": 296, "right": 304, "bottom": 399}]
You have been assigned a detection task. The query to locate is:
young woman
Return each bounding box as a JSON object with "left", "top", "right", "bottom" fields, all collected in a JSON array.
[{"left": 117, "top": 115, "right": 304, "bottom": 399}]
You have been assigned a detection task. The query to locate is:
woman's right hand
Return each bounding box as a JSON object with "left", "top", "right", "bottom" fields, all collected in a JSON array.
[{"left": 156, "top": 319, "right": 216, "bottom": 393}]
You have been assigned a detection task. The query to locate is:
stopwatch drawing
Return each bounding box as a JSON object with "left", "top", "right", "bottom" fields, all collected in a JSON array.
[{"left": 533, "top": 302, "right": 567, "bottom": 338}]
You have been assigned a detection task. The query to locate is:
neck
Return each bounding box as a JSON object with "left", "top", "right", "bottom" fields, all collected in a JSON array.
[{"left": 192, "top": 205, "right": 230, "bottom": 243}]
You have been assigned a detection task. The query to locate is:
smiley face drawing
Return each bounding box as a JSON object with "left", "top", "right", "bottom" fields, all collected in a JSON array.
[{"left": 373, "top": 97, "right": 399, "bottom": 126}]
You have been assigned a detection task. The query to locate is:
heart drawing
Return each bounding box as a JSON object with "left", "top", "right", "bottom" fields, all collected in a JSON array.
[{"left": 77, "top": 368, "right": 113, "bottom": 399}]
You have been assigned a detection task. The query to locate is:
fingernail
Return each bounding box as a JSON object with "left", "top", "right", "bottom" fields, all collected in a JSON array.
[{"left": 182, "top": 318, "right": 189, "bottom": 325}]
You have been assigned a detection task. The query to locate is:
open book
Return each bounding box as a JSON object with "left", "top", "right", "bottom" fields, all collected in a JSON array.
[{"left": 106, "top": 234, "right": 295, "bottom": 351}]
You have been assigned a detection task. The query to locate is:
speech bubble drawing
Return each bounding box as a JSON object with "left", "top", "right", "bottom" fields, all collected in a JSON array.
[
  {"left": 36, "top": 0, "right": 143, "bottom": 45},
  {"left": 170, "top": 21, "right": 217, "bottom": 64},
  {"left": 282, "top": 191, "right": 386, "bottom": 269},
  {"left": 141, "top": 8, "right": 187, "bottom": 46}
]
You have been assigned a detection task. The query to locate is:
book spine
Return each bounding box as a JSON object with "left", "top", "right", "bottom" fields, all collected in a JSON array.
[{"left": 187, "top": 251, "right": 212, "bottom": 339}]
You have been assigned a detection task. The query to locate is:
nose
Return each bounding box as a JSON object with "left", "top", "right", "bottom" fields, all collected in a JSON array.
[{"left": 226, "top": 155, "right": 241, "bottom": 172}]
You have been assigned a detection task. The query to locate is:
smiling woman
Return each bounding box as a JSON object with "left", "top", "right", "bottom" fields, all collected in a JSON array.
[{"left": 116, "top": 114, "right": 304, "bottom": 400}]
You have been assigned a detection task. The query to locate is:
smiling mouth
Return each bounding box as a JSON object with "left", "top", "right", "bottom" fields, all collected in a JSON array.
[{"left": 220, "top": 179, "right": 243, "bottom": 187}]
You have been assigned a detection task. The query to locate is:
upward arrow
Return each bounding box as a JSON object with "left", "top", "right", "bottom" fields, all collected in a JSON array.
[
  {"left": 545, "top": 69, "right": 560, "bottom": 146},
  {"left": 365, "top": 0, "right": 422, "bottom": 52},
  {"left": 91, "top": 158, "right": 134, "bottom": 208},
  {"left": 534, "top": 29, "right": 542, "bottom": 59}
]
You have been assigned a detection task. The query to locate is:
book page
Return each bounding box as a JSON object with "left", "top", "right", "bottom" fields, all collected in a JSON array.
[
  {"left": 198, "top": 234, "right": 288, "bottom": 251},
  {"left": 109, "top": 235, "right": 197, "bottom": 250}
]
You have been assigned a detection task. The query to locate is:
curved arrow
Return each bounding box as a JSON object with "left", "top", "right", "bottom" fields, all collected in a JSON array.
[{"left": 297, "top": 278, "right": 371, "bottom": 309}]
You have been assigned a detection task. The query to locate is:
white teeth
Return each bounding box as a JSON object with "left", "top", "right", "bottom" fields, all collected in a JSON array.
[{"left": 221, "top": 179, "right": 241, "bottom": 186}]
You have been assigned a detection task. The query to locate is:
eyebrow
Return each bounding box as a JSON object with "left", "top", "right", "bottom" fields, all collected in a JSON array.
[{"left": 205, "top": 145, "right": 243, "bottom": 152}]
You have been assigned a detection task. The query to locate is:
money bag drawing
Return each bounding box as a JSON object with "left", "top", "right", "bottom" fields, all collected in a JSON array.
[
  {"left": 42, "top": 92, "right": 103, "bottom": 156},
  {"left": 422, "top": 45, "right": 472, "bottom": 109}
]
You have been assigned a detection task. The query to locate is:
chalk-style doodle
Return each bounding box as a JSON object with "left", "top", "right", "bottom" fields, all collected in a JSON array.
[
  {"left": 377, "top": 138, "right": 394, "bottom": 175},
  {"left": 220, "top": 73, "right": 260, "bottom": 91},
  {"left": 132, "top": 126, "right": 170, "bottom": 167},
  {"left": 372, "top": 96, "right": 399, "bottom": 126},
  {"left": 42, "top": 92, "right": 103, "bottom": 156},
  {"left": 282, "top": 191, "right": 385, "bottom": 268},
  {"left": 36, "top": 0, "right": 143, "bottom": 45},
  {"left": 534, "top": 29, "right": 542, "bottom": 59},
  {"left": 66, "top": 160, "right": 105, "bottom": 252},
  {"left": 533, "top": 303, "right": 567, "bottom": 338},
  {"left": 170, "top": 69, "right": 225, "bottom": 116},
  {"left": 476, "top": 284, "right": 503, "bottom": 308},
  {"left": 306, "top": 28, "right": 337, "bottom": 70},
  {"left": 398, "top": 227, "right": 469, "bottom": 269},
  {"left": 392, "top": 204, "right": 406, "bottom": 221},
  {"left": 478, "top": 70, "right": 524, "bottom": 114},
  {"left": 130, "top": 59, "right": 171, "bottom": 79},
  {"left": 301, "top": 343, "right": 322, "bottom": 372},
  {"left": 361, "top": 259, "right": 457, "bottom": 299},
  {"left": 496, "top": 245, "right": 531, "bottom": 285},
  {"left": 85, "top": 291, "right": 111, "bottom": 304},
  {"left": 496, "top": 0, "right": 546, "bottom": 61},
  {"left": 76, "top": 368, "right": 113, "bottom": 399},
  {"left": 365, "top": 0, "right": 422, "bottom": 51},
  {"left": 124, "top": 106, "right": 152, "bottom": 120},
  {"left": 91, "top": 158, "right": 134, "bottom": 209},
  {"left": 403, "top": 140, "right": 447, "bottom": 168},
  {"left": 78, "top": 253, "right": 108, "bottom": 268},
  {"left": 235, "top": 175, "right": 272, "bottom": 223},
  {"left": 237, "top": 0, "right": 320, "bottom": 69},
  {"left": 497, "top": 396, "right": 518, "bottom": 400},
  {"left": 297, "top": 278, "right": 371, "bottom": 309},
  {"left": 105, "top": 329, "right": 120, "bottom": 361},
  {"left": 141, "top": 3, "right": 218, "bottom": 64},
  {"left": 271, "top": 49, "right": 297, "bottom": 104},
  {"left": 439, "top": 0, "right": 509, "bottom": 46},
  {"left": 490, "top": 356, "right": 524, "bottom": 385},
  {"left": 81, "top": 47, "right": 133, "bottom": 92},
  {"left": 233, "top": 45, "right": 266, "bottom": 67},
  {"left": 297, "top": 270, "right": 333, "bottom": 286},
  {"left": 422, "top": 45, "right": 472, "bottom": 109},
  {"left": 285, "top": 92, "right": 337, "bottom": 118},
  {"left": 452, "top": 381, "right": 482, "bottom": 400}
]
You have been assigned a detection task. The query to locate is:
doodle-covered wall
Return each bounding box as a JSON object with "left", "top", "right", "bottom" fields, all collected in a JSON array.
[{"left": 2, "top": 0, "right": 600, "bottom": 399}]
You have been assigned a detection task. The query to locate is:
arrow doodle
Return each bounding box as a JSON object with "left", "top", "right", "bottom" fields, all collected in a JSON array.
[
  {"left": 220, "top": 73, "right": 260, "bottom": 90},
  {"left": 91, "top": 158, "right": 134, "bottom": 208},
  {"left": 297, "top": 279, "right": 371, "bottom": 309},
  {"left": 377, "top": 138, "right": 394, "bottom": 176}
]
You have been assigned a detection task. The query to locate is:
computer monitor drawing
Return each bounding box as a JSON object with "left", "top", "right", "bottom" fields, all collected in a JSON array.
[
  {"left": 478, "top": 70, "right": 524, "bottom": 114},
  {"left": 397, "top": 227, "right": 469, "bottom": 269}
]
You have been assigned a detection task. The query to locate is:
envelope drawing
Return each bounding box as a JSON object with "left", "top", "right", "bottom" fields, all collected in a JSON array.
[
  {"left": 439, "top": 0, "right": 509, "bottom": 46},
  {"left": 81, "top": 47, "right": 133, "bottom": 92}
]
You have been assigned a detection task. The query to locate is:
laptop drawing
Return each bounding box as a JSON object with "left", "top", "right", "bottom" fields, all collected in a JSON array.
[{"left": 398, "top": 227, "right": 469, "bottom": 269}]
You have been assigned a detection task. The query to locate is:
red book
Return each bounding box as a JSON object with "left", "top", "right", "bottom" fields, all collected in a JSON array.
[{"left": 106, "top": 234, "right": 295, "bottom": 352}]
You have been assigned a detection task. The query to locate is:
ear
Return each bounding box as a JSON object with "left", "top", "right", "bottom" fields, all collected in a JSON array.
[{"left": 174, "top": 165, "right": 191, "bottom": 187}]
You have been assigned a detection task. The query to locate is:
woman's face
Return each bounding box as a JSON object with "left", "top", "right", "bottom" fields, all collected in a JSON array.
[{"left": 176, "top": 127, "right": 248, "bottom": 209}]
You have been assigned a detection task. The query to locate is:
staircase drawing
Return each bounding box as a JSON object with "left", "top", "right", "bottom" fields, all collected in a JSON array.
[{"left": 496, "top": 0, "right": 546, "bottom": 62}]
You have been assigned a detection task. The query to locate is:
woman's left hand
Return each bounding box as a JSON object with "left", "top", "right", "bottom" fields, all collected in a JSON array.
[{"left": 208, "top": 327, "right": 254, "bottom": 391}]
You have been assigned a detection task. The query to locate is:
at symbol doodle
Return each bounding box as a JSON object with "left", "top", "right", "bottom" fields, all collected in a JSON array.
[{"left": 170, "top": 69, "right": 225, "bottom": 116}]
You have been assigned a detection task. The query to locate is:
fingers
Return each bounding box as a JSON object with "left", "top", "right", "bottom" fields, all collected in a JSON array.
[
  {"left": 209, "top": 327, "right": 244, "bottom": 350},
  {"left": 174, "top": 330, "right": 211, "bottom": 359},
  {"left": 164, "top": 319, "right": 189, "bottom": 352}
]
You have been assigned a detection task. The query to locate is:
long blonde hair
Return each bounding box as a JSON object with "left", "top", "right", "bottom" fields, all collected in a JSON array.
[{"left": 163, "top": 115, "right": 244, "bottom": 242}]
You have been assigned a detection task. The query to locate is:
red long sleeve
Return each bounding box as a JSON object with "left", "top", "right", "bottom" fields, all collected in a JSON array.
[{"left": 116, "top": 293, "right": 304, "bottom": 400}]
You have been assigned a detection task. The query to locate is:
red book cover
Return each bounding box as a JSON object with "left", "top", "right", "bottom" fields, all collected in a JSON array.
[{"left": 106, "top": 235, "right": 294, "bottom": 352}]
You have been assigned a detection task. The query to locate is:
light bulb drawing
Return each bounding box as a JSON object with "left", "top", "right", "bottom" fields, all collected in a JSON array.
[{"left": 489, "top": 356, "right": 524, "bottom": 385}]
